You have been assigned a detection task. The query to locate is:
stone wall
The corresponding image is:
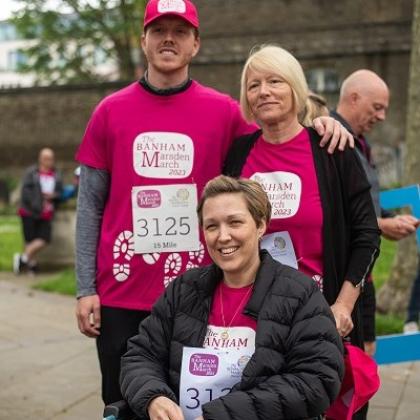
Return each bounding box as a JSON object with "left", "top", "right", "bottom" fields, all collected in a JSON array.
[
  {"left": 0, "top": 82, "right": 129, "bottom": 180},
  {"left": 37, "top": 209, "right": 76, "bottom": 269},
  {"left": 0, "top": 0, "right": 414, "bottom": 187}
]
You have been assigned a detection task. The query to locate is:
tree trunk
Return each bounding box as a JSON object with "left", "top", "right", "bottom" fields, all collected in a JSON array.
[{"left": 377, "top": 0, "right": 420, "bottom": 316}]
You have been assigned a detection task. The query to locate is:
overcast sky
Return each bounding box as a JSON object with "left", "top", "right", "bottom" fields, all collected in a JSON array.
[
  {"left": 0, "top": 0, "right": 21, "bottom": 20},
  {"left": 0, "top": 1, "right": 105, "bottom": 20}
]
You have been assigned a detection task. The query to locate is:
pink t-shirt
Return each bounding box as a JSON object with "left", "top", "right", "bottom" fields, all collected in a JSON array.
[
  {"left": 241, "top": 128, "right": 324, "bottom": 291},
  {"left": 39, "top": 170, "right": 55, "bottom": 220},
  {"left": 76, "top": 81, "right": 254, "bottom": 310},
  {"left": 205, "top": 282, "right": 256, "bottom": 351}
]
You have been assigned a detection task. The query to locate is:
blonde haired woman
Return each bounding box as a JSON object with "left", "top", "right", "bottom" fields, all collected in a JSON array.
[{"left": 223, "top": 45, "right": 380, "bottom": 350}]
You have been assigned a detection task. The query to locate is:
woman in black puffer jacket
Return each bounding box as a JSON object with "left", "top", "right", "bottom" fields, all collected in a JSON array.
[{"left": 121, "top": 176, "right": 344, "bottom": 420}]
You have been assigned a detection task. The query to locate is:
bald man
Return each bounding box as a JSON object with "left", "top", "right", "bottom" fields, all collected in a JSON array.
[
  {"left": 332, "top": 70, "right": 419, "bottom": 419},
  {"left": 13, "top": 148, "right": 63, "bottom": 275},
  {"left": 333, "top": 70, "right": 418, "bottom": 241}
]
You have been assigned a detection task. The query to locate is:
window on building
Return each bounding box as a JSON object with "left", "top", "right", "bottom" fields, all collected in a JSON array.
[
  {"left": 94, "top": 47, "right": 108, "bottom": 65},
  {"left": 7, "top": 50, "right": 27, "bottom": 71},
  {"left": 306, "top": 69, "right": 339, "bottom": 93},
  {"left": 0, "top": 22, "right": 18, "bottom": 42}
]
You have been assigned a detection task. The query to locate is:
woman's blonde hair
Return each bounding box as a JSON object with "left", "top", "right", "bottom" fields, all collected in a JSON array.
[
  {"left": 197, "top": 175, "right": 271, "bottom": 228},
  {"left": 240, "top": 44, "right": 309, "bottom": 123}
]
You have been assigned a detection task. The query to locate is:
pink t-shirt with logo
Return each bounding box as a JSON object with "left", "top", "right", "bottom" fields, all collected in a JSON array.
[
  {"left": 76, "top": 81, "right": 254, "bottom": 310},
  {"left": 205, "top": 282, "right": 256, "bottom": 351},
  {"left": 241, "top": 128, "right": 324, "bottom": 290}
]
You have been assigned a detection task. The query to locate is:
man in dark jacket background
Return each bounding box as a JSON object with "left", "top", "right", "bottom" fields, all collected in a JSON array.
[
  {"left": 332, "top": 69, "right": 420, "bottom": 420},
  {"left": 13, "top": 147, "right": 63, "bottom": 275},
  {"left": 332, "top": 69, "right": 419, "bottom": 354}
]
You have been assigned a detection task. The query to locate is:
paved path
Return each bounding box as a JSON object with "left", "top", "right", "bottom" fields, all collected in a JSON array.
[
  {"left": 0, "top": 276, "right": 102, "bottom": 419},
  {"left": 0, "top": 273, "right": 419, "bottom": 419}
]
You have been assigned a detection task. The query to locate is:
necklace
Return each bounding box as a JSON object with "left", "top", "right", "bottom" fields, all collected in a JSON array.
[{"left": 219, "top": 283, "right": 253, "bottom": 340}]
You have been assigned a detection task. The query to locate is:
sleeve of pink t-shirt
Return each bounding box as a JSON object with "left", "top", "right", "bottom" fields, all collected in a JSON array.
[{"left": 76, "top": 101, "right": 110, "bottom": 171}]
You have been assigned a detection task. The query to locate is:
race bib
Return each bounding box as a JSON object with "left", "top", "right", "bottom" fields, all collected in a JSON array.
[
  {"left": 260, "top": 231, "right": 298, "bottom": 269},
  {"left": 132, "top": 184, "right": 200, "bottom": 254},
  {"left": 179, "top": 346, "right": 253, "bottom": 420}
]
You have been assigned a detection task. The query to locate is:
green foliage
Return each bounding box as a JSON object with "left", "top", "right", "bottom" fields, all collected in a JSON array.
[
  {"left": 33, "top": 268, "right": 76, "bottom": 295},
  {"left": 0, "top": 216, "right": 22, "bottom": 271},
  {"left": 372, "top": 238, "right": 397, "bottom": 290},
  {"left": 376, "top": 313, "right": 405, "bottom": 336},
  {"left": 1, "top": 175, "right": 19, "bottom": 192},
  {"left": 372, "top": 239, "right": 404, "bottom": 335},
  {"left": 12, "top": 0, "right": 146, "bottom": 84}
]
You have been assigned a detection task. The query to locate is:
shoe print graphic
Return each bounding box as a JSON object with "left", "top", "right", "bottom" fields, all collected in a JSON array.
[
  {"left": 186, "top": 242, "right": 205, "bottom": 270},
  {"left": 312, "top": 274, "right": 323, "bottom": 293},
  {"left": 113, "top": 231, "right": 135, "bottom": 261},
  {"left": 164, "top": 253, "right": 182, "bottom": 287},
  {"left": 113, "top": 263, "right": 130, "bottom": 282},
  {"left": 142, "top": 253, "right": 161, "bottom": 265},
  {"left": 112, "top": 230, "right": 134, "bottom": 282}
]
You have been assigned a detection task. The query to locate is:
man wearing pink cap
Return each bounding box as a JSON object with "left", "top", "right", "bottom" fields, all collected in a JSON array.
[{"left": 75, "top": 0, "right": 352, "bottom": 406}]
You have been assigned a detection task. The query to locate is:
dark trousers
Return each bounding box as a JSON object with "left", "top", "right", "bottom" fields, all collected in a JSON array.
[
  {"left": 96, "top": 306, "right": 150, "bottom": 405},
  {"left": 361, "top": 281, "right": 376, "bottom": 342},
  {"left": 353, "top": 403, "right": 368, "bottom": 420},
  {"left": 406, "top": 260, "right": 420, "bottom": 323}
]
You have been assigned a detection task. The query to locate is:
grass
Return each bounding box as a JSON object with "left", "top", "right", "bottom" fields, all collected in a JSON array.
[
  {"left": 0, "top": 215, "right": 22, "bottom": 271},
  {"left": 376, "top": 314, "right": 405, "bottom": 336},
  {"left": 32, "top": 268, "right": 76, "bottom": 296},
  {"left": 0, "top": 215, "right": 76, "bottom": 295},
  {"left": 372, "top": 238, "right": 405, "bottom": 335},
  {"left": 372, "top": 238, "right": 397, "bottom": 290}
]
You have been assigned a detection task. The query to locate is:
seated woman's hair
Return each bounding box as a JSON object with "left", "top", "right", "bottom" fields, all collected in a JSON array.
[
  {"left": 197, "top": 175, "right": 272, "bottom": 227},
  {"left": 240, "top": 44, "right": 309, "bottom": 122}
]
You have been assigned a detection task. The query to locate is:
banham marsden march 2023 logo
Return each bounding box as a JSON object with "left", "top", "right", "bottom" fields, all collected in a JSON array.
[
  {"left": 136, "top": 190, "right": 162, "bottom": 208},
  {"left": 133, "top": 132, "right": 194, "bottom": 179},
  {"left": 189, "top": 353, "right": 219, "bottom": 377}
]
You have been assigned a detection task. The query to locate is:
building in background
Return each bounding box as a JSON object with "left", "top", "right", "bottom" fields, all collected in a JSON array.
[
  {"left": 0, "top": 20, "right": 35, "bottom": 87},
  {"left": 0, "top": 0, "right": 414, "bottom": 188},
  {"left": 0, "top": 17, "right": 119, "bottom": 88}
]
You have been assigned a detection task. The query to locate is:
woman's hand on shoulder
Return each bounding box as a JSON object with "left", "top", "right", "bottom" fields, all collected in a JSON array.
[
  {"left": 148, "top": 396, "right": 185, "bottom": 420},
  {"left": 313, "top": 116, "right": 355, "bottom": 154}
]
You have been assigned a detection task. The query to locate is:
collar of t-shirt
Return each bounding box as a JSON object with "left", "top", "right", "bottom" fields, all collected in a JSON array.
[{"left": 139, "top": 72, "right": 192, "bottom": 96}]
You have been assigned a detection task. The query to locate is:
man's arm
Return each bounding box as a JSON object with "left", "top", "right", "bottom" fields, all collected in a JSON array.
[
  {"left": 75, "top": 164, "right": 109, "bottom": 338},
  {"left": 378, "top": 214, "right": 419, "bottom": 241}
]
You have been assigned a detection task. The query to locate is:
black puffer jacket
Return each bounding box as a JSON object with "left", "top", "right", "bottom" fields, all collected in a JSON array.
[{"left": 121, "top": 251, "right": 344, "bottom": 420}]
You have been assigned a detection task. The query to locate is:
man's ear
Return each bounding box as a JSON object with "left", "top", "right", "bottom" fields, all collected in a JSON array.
[
  {"left": 350, "top": 92, "right": 360, "bottom": 106},
  {"left": 191, "top": 36, "right": 201, "bottom": 58},
  {"left": 140, "top": 33, "right": 146, "bottom": 51}
]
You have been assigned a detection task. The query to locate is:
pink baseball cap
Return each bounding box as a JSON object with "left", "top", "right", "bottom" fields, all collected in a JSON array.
[
  {"left": 144, "top": 0, "right": 199, "bottom": 29},
  {"left": 326, "top": 343, "right": 380, "bottom": 420}
]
